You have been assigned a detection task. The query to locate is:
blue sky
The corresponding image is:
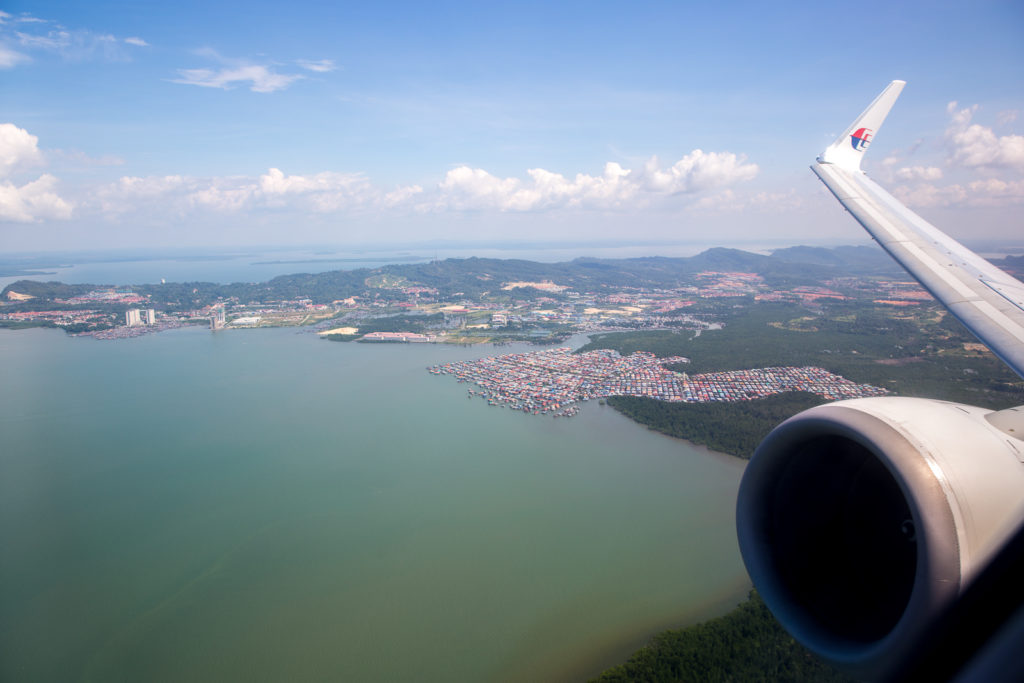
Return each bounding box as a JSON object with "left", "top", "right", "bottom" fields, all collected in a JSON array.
[{"left": 2, "top": 0, "right": 1022, "bottom": 252}]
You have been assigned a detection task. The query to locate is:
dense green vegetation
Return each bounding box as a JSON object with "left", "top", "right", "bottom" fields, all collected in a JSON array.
[
  {"left": 0, "top": 280, "right": 95, "bottom": 300},
  {"left": 608, "top": 392, "right": 826, "bottom": 459},
  {"left": 582, "top": 302, "right": 1024, "bottom": 409},
  {"left": 354, "top": 312, "right": 445, "bottom": 334},
  {"left": 592, "top": 592, "right": 854, "bottom": 683}
]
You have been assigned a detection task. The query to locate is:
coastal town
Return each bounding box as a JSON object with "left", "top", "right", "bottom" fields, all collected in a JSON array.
[
  {"left": 429, "top": 347, "right": 888, "bottom": 417},
  {"left": 0, "top": 248, "right": 944, "bottom": 347}
]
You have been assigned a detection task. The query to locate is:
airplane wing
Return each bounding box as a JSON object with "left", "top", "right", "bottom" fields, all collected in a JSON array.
[
  {"left": 811, "top": 80, "right": 1024, "bottom": 379},
  {"left": 738, "top": 80, "right": 1024, "bottom": 681}
]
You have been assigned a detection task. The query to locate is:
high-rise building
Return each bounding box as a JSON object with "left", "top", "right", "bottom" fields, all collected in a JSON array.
[
  {"left": 142, "top": 309, "right": 156, "bottom": 325},
  {"left": 125, "top": 309, "right": 141, "bottom": 327},
  {"left": 210, "top": 303, "right": 226, "bottom": 330}
]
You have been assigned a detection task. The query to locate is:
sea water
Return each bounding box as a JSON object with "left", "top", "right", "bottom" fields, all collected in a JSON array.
[{"left": 0, "top": 326, "right": 749, "bottom": 681}]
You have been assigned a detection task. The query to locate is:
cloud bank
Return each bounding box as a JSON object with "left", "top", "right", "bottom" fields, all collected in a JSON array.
[{"left": 91, "top": 150, "right": 758, "bottom": 221}]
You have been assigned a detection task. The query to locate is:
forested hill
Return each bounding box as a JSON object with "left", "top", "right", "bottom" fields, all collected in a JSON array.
[
  {"left": 0, "top": 244, "right": 905, "bottom": 306},
  {"left": 266, "top": 245, "right": 900, "bottom": 298}
]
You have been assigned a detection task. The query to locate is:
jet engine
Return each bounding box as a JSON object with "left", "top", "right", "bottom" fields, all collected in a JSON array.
[{"left": 736, "top": 397, "right": 1024, "bottom": 676}]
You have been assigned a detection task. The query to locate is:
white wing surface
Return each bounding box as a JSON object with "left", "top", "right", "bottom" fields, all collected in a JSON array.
[{"left": 812, "top": 81, "right": 1024, "bottom": 379}]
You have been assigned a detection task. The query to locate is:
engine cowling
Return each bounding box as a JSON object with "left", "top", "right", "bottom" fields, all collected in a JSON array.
[{"left": 736, "top": 397, "right": 1024, "bottom": 676}]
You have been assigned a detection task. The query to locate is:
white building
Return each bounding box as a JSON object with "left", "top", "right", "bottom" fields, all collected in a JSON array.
[{"left": 125, "top": 309, "right": 141, "bottom": 327}]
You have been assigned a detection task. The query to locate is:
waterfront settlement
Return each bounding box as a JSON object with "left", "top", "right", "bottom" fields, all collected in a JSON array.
[{"left": 429, "top": 347, "right": 887, "bottom": 417}]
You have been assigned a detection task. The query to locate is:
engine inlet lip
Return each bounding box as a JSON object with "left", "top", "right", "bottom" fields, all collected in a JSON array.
[{"left": 737, "top": 403, "right": 961, "bottom": 672}]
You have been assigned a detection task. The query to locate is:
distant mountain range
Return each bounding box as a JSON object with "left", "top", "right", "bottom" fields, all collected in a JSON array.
[{"left": 6, "top": 245, "right": 1021, "bottom": 307}]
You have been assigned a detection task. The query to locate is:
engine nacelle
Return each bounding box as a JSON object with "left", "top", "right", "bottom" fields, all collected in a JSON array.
[{"left": 736, "top": 397, "right": 1024, "bottom": 676}]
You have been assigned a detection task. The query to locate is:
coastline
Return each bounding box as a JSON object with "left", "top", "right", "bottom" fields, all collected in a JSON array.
[{"left": 559, "top": 579, "right": 752, "bottom": 683}]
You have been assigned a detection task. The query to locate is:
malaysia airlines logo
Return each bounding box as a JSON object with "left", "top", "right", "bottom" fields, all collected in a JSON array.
[{"left": 851, "top": 127, "right": 873, "bottom": 151}]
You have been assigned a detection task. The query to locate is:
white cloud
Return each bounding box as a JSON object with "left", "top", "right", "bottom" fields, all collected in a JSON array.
[
  {"left": 89, "top": 151, "right": 758, "bottom": 222},
  {"left": 882, "top": 104, "right": 1024, "bottom": 211},
  {"left": 0, "top": 123, "right": 43, "bottom": 174},
  {"left": 640, "top": 150, "right": 758, "bottom": 193},
  {"left": 946, "top": 102, "right": 1024, "bottom": 170},
  {"left": 966, "top": 178, "right": 1024, "bottom": 205},
  {"left": 895, "top": 166, "right": 943, "bottom": 181},
  {"left": 0, "top": 12, "right": 46, "bottom": 25},
  {"left": 435, "top": 162, "right": 642, "bottom": 211},
  {"left": 384, "top": 184, "right": 423, "bottom": 206},
  {"left": 173, "top": 64, "right": 303, "bottom": 93},
  {"left": 110, "top": 174, "right": 186, "bottom": 197},
  {"left": 124, "top": 36, "right": 148, "bottom": 47},
  {"left": 0, "top": 44, "right": 29, "bottom": 68},
  {"left": 437, "top": 167, "right": 525, "bottom": 209},
  {"left": 98, "top": 168, "right": 391, "bottom": 217},
  {"left": 11, "top": 26, "right": 129, "bottom": 62},
  {"left": 297, "top": 59, "right": 336, "bottom": 73},
  {"left": 259, "top": 167, "right": 361, "bottom": 195},
  {"left": 431, "top": 151, "right": 756, "bottom": 212},
  {"left": 188, "top": 181, "right": 254, "bottom": 212},
  {"left": 0, "top": 124, "right": 73, "bottom": 222},
  {"left": 257, "top": 167, "right": 377, "bottom": 211},
  {"left": 16, "top": 29, "right": 67, "bottom": 50},
  {"left": 0, "top": 173, "right": 73, "bottom": 222}
]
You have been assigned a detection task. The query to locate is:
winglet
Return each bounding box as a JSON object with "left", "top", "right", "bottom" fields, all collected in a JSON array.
[{"left": 818, "top": 80, "right": 906, "bottom": 172}]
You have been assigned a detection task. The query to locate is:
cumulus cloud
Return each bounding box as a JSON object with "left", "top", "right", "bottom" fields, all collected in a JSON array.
[
  {"left": 639, "top": 150, "right": 758, "bottom": 193},
  {"left": 173, "top": 64, "right": 302, "bottom": 93},
  {"left": 0, "top": 123, "right": 73, "bottom": 222},
  {"left": 0, "top": 123, "right": 44, "bottom": 173},
  {"left": 436, "top": 162, "right": 642, "bottom": 211},
  {"left": 0, "top": 173, "right": 73, "bottom": 222},
  {"left": 98, "top": 167, "right": 402, "bottom": 217},
  {"left": 946, "top": 102, "right": 1024, "bottom": 170},
  {"left": 895, "top": 166, "right": 943, "bottom": 181},
  {"left": 384, "top": 184, "right": 423, "bottom": 206},
  {"left": 885, "top": 103, "right": 1024, "bottom": 210},
  {"left": 188, "top": 181, "right": 255, "bottom": 212},
  {"left": 432, "top": 151, "right": 757, "bottom": 212},
  {"left": 257, "top": 167, "right": 378, "bottom": 211},
  {"left": 90, "top": 150, "right": 758, "bottom": 221},
  {"left": 99, "top": 175, "right": 185, "bottom": 214}
]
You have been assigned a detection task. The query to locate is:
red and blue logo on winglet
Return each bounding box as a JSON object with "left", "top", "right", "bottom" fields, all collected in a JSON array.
[{"left": 851, "top": 127, "right": 873, "bottom": 151}]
